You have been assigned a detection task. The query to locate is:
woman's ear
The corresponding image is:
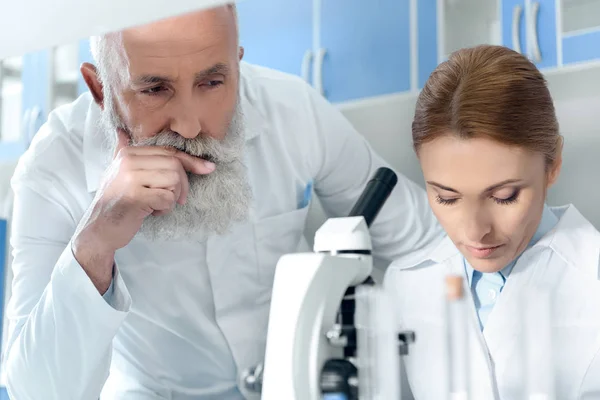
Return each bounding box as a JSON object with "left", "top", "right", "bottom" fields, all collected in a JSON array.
[
  {"left": 80, "top": 62, "right": 105, "bottom": 108},
  {"left": 547, "top": 137, "right": 563, "bottom": 188}
]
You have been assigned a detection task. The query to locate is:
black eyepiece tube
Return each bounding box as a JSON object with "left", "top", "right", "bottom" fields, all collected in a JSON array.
[{"left": 347, "top": 167, "right": 398, "bottom": 227}]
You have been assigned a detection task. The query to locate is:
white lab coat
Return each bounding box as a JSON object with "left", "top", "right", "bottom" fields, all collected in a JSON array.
[
  {"left": 384, "top": 205, "right": 600, "bottom": 400},
  {"left": 3, "top": 62, "right": 442, "bottom": 399}
]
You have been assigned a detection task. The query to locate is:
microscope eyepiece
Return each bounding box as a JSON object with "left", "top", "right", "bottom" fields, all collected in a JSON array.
[{"left": 347, "top": 167, "right": 398, "bottom": 227}]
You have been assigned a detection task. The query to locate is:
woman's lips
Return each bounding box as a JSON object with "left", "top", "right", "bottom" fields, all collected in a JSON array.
[{"left": 464, "top": 244, "right": 504, "bottom": 259}]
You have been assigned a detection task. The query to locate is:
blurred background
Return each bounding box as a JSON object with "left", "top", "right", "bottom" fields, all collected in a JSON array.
[{"left": 0, "top": 0, "right": 600, "bottom": 397}]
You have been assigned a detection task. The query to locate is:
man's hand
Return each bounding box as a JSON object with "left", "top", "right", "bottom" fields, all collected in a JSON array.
[{"left": 72, "top": 129, "right": 215, "bottom": 293}]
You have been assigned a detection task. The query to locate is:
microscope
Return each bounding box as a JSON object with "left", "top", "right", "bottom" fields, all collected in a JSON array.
[{"left": 241, "top": 167, "right": 415, "bottom": 399}]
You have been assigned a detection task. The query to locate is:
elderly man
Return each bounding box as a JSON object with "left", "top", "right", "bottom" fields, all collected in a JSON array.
[{"left": 4, "top": 4, "right": 441, "bottom": 399}]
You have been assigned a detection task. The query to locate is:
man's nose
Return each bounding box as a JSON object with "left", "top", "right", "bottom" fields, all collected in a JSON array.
[
  {"left": 170, "top": 101, "right": 202, "bottom": 139},
  {"left": 463, "top": 206, "right": 492, "bottom": 244}
]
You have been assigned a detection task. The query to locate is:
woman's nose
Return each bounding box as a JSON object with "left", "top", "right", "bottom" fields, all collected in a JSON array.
[{"left": 463, "top": 207, "right": 492, "bottom": 244}]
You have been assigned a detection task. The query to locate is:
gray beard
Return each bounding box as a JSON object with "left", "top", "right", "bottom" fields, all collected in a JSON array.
[{"left": 99, "top": 93, "right": 253, "bottom": 241}]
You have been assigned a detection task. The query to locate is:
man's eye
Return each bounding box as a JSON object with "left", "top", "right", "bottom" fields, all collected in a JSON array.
[
  {"left": 141, "top": 86, "right": 166, "bottom": 95},
  {"left": 204, "top": 80, "right": 224, "bottom": 88}
]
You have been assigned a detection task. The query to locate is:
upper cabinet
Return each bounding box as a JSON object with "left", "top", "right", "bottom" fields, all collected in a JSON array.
[
  {"left": 237, "top": 0, "right": 412, "bottom": 104},
  {"left": 117, "top": 0, "right": 600, "bottom": 104},
  {"left": 319, "top": 0, "right": 411, "bottom": 103},
  {"left": 418, "top": 0, "right": 600, "bottom": 90},
  {"left": 237, "top": 0, "right": 314, "bottom": 81}
]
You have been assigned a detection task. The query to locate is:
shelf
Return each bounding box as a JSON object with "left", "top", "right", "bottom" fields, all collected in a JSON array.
[
  {"left": 0, "top": 66, "right": 20, "bottom": 80},
  {"left": 442, "top": 0, "right": 500, "bottom": 58},
  {"left": 562, "top": 0, "right": 600, "bottom": 34}
]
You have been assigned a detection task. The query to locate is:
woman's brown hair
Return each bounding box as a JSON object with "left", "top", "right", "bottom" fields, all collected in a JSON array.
[{"left": 412, "top": 45, "right": 561, "bottom": 168}]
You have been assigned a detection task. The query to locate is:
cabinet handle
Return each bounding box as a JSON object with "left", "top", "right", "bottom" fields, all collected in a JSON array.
[
  {"left": 314, "top": 48, "right": 327, "bottom": 96},
  {"left": 512, "top": 5, "right": 523, "bottom": 54},
  {"left": 530, "top": 1, "right": 542, "bottom": 63},
  {"left": 301, "top": 49, "right": 313, "bottom": 83}
]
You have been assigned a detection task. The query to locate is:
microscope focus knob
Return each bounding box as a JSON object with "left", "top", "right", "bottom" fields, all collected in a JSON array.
[
  {"left": 398, "top": 331, "right": 417, "bottom": 356},
  {"left": 320, "top": 359, "right": 358, "bottom": 400}
]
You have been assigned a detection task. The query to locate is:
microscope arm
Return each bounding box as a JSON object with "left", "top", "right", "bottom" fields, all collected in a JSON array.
[{"left": 261, "top": 252, "right": 371, "bottom": 399}]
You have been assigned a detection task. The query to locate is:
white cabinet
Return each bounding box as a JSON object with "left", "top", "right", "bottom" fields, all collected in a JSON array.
[
  {"left": 440, "top": 0, "right": 501, "bottom": 59},
  {"left": 418, "top": 0, "right": 502, "bottom": 89}
]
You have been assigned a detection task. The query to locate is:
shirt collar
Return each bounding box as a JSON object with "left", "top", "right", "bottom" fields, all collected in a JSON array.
[
  {"left": 83, "top": 62, "right": 266, "bottom": 194},
  {"left": 465, "top": 204, "right": 560, "bottom": 285}
]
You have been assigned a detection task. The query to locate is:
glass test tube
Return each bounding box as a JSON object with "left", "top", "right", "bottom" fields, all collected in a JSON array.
[{"left": 445, "top": 275, "right": 470, "bottom": 400}]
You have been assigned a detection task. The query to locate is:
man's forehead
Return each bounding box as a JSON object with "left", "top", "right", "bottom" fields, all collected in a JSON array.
[{"left": 121, "top": 7, "right": 236, "bottom": 58}]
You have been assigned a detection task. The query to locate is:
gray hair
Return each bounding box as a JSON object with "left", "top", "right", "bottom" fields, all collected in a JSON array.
[{"left": 89, "top": 33, "right": 130, "bottom": 90}]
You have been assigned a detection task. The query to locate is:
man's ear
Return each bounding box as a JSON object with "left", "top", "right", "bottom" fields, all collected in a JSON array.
[
  {"left": 238, "top": 46, "right": 244, "bottom": 61},
  {"left": 80, "top": 62, "right": 105, "bottom": 108},
  {"left": 547, "top": 137, "right": 563, "bottom": 188}
]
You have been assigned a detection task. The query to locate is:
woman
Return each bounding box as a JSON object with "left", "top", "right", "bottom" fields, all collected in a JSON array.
[{"left": 384, "top": 45, "right": 600, "bottom": 399}]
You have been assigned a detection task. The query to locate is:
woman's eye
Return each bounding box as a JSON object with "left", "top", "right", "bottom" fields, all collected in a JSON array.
[
  {"left": 435, "top": 195, "right": 458, "bottom": 205},
  {"left": 493, "top": 189, "right": 520, "bottom": 205}
]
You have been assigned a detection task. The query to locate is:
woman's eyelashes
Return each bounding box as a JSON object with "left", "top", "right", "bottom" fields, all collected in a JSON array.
[
  {"left": 435, "top": 189, "right": 521, "bottom": 206},
  {"left": 435, "top": 195, "right": 458, "bottom": 205},
  {"left": 493, "top": 189, "right": 520, "bottom": 205}
]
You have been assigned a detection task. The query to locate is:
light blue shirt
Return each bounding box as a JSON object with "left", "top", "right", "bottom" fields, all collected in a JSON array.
[{"left": 464, "top": 205, "right": 559, "bottom": 330}]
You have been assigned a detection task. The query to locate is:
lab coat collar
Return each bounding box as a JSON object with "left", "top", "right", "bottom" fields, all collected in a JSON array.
[
  {"left": 464, "top": 204, "right": 560, "bottom": 286},
  {"left": 83, "top": 62, "right": 268, "bottom": 193},
  {"left": 392, "top": 204, "right": 598, "bottom": 278},
  {"left": 534, "top": 204, "right": 600, "bottom": 279}
]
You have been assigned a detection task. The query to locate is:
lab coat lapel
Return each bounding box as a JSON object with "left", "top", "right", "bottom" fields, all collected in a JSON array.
[
  {"left": 449, "top": 255, "right": 499, "bottom": 399},
  {"left": 480, "top": 205, "right": 600, "bottom": 398},
  {"left": 480, "top": 250, "right": 536, "bottom": 399}
]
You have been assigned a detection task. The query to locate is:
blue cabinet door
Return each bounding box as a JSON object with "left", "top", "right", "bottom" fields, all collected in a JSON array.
[
  {"left": 563, "top": 30, "right": 600, "bottom": 65},
  {"left": 531, "top": 0, "right": 557, "bottom": 69},
  {"left": 320, "top": 0, "right": 411, "bottom": 103},
  {"left": 417, "top": 0, "right": 438, "bottom": 90},
  {"left": 501, "top": 0, "right": 527, "bottom": 53},
  {"left": 236, "top": 0, "right": 313, "bottom": 78},
  {"left": 502, "top": 0, "right": 556, "bottom": 69},
  {"left": 14, "top": 50, "right": 50, "bottom": 156},
  {"left": 21, "top": 50, "right": 50, "bottom": 122}
]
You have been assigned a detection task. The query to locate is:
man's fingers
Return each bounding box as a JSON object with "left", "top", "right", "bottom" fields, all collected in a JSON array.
[
  {"left": 136, "top": 169, "right": 183, "bottom": 203},
  {"left": 115, "top": 145, "right": 214, "bottom": 174},
  {"left": 145, "top": 188, "right": 177, "bottom": 213},
  {"left": 121, "top": 156, "right": 190, "bottom": 204},
  {"left": 114, "top": 129, "right": 132, "bottom": 159},
  {"left": 173, "top": 152, "right": 216, "bottom": 175}
]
